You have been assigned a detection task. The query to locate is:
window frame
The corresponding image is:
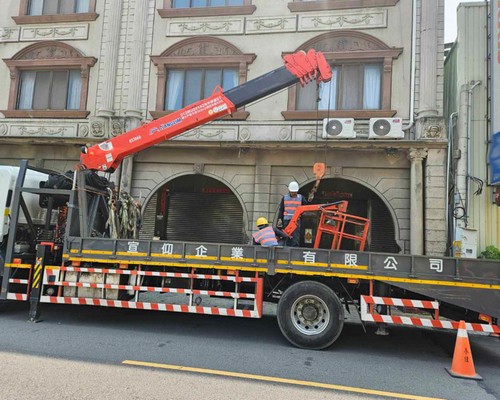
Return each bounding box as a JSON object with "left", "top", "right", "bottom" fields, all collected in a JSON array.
[
  {"left": 17, "top": 69, "right": 82, "bottom": 111},
  {"left": 297, "top": 62, "right": 383, "bottom": 112},
  {"left": 158, "top": 0, "right": 255, "bottom": 18},
  {"left": 165, "top": 67, "right": 239, "bottom": 110},
  {"left": 282, "top": 31, "right": 402, "bottom": 120},
  {"left": 287, "top": 0, "right": 399, "bottom": 13},
  {"left": 13, "top": 0, "right": 98, "bottom": 24},
  {"left": 151, "top": 37, "right": 256, "bottom": 120},
  {"left": 2, "top": 41, "right": 96, "bottom": 118}
]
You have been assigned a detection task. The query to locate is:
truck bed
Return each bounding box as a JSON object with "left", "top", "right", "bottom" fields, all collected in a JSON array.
[{"left": 64, "top": 237, "right": 500, "bottom": 319}]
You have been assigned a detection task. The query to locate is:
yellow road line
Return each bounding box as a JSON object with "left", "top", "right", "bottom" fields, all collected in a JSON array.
[{"left": 122, "top": 360, "right": 444, "bottom": 400}]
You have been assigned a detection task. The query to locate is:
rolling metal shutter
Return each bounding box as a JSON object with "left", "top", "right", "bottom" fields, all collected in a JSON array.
[
  {"left": 166, "top": 192, "right": 244, "bottom": 244},
  {"left": 369, "top": 199, "right": 399, "bottom": 253},
  {"left": 139, "top": 192, "right": 157, "bottom": 240}
]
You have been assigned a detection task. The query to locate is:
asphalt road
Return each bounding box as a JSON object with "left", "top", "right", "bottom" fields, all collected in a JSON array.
[{"left": 0, "top": 300, "right": 498, "bottom": 400}]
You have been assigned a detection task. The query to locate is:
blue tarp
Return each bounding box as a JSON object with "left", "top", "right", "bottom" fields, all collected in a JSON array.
[{"left": 490, "top": 131, "right": 500, "bottom": 184}]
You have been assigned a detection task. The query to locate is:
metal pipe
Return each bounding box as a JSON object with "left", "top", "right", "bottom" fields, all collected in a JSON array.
[
  {"left": 403, "top": 0, "right": 418, "bottom": 133},
  {"left": 447, "top": 111, "right": 458, "bottom": 253},
  {"left": 466, "top": 81, "right": 481, "bottom": 223}
]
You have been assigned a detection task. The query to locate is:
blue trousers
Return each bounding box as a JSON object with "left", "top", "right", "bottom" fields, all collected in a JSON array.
[{"left": 283, "top": 219, "right": 300, "bottom": 247}]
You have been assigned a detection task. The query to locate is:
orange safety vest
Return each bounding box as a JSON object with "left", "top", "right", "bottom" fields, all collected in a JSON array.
[
  {"left": 283, "top": 193, "right": 303, "bottom": 220},
  {"left": 253, "top": 226, "right": 279, "bottom": 247}
]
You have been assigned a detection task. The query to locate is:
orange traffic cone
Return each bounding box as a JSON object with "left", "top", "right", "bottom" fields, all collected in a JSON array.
[{"left": 445, "top": 320, "right": 482, "bottom": 380}]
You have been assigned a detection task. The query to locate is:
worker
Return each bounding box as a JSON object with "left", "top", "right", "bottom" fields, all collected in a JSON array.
[
  {"left": 252, "top": 217, "right": 289, "bottom": 247},
  {"left": 278, "top": 181, "right": 309, "bottom": 247}
]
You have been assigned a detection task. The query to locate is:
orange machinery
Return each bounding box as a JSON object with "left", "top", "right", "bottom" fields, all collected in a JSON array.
[{"left": 282, "top": 201, "right": 370, "bottom": 251}]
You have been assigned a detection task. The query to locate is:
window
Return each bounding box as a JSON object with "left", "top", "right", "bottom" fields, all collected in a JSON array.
[
  {"left": 283, "top": 31, "right": 402, "bottom": 120},
  {"left": 297, "top": 64, "right": 382, "bottom": 111},
  {"left": 166, "top": 68, "right": 238, "bottom": 110},
  {"left": 287, "top": 0, "right": 400, "bottom": 12},
  {"left": 28, "top": 0, "right": 90, "bottom": 15},
  {"left": 17, "top": 70, "right": 82, "bottom": 110},
  {"left": 151, "top": 37, "right": 255, "bottom": 119},
  {"left": 14, "top": 0, "right": 98, "bottom": 24},
  {"left": 2, "top": 42, "right": 96, "bottom": 118},
  {"left": 158, "top": 0, "right": 255, "bottom": 18}
]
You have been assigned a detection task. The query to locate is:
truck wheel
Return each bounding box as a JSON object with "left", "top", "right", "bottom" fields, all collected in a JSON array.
[{"left": 277, "top": 281, "right": 344, "bottom": 350}]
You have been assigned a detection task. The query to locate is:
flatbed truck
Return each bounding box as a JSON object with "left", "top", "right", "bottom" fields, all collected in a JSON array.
[{"left": 1, "top": 50, "right": 499, "bottom": 349}]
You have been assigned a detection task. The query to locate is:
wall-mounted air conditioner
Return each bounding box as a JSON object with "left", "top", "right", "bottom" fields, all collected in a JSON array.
[
  {"left": 368, "top": 118, "right": 404, "bottom": 139},
  {"left": 322, "top": 118, "right": 356, "bottom": 139}
]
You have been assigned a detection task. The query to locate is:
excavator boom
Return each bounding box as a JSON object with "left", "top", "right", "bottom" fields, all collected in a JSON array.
[{"left": 80, "top": 50, "right": 332, "bottom": 172}]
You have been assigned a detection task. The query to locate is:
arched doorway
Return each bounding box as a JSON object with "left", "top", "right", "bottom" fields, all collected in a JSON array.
[
  {"left": 141, "top": 175, "right": 245, "bottom": 244},
  {"left": 299, "top": 178, "right": 400, "bottom": 253}
]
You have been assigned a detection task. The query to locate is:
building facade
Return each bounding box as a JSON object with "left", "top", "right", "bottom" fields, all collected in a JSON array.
[
  {"left": 444, "top": 2, "right": 500, "bottom": 255},
  {"left": 0, "top": 0, "right": 447, "bottom": 255}
]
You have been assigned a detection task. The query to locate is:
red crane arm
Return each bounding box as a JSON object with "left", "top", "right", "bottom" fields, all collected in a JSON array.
[
  {"left": 80, "top": 87, "right": 235, "bottom": 172},
  {"left": 80, "top": 49, "right": 332, "bottom": 172}
]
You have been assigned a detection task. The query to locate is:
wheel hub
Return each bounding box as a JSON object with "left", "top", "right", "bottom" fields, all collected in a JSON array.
[
  {"left": 291, "top": 295, "right": 330, "bottom": 336},
  {"left": 301, "top": 304, "right": 319, "bottom": 321}
]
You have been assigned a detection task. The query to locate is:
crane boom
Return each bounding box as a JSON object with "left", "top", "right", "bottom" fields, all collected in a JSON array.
[{"left": 80, "top": 49, "right": 332, "bottom": 172}]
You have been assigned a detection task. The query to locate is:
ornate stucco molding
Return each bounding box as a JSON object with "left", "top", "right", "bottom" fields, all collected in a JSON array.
[
  {"left": 175, "top": 127, "right": 237, "bottom": 141},
  {"left": 166, "top": 9, "right": 386, "bottom": 37},
  {"left": 298, "top": 9, "right": 387, "bottom": 32},
  {"left": 167, "top": 18, "right": 244, "bottom": 36},
  {"left": 408, "top": 147, "right": 429, "bottom": 162},
  {"left": 246, "top": 16, "right": 297, "bottom": 34},
  {"left": 11, "top": 123, "right": 75, "bottom": 137},
  {"left": 0, "top": 27, "right": 20, "bottom": 42},
  {"left": 20, "top": 24, "right": 89, "bottom": 41},
  {"left": 417, "top": 117, "right": 446, "bottom": 139}
]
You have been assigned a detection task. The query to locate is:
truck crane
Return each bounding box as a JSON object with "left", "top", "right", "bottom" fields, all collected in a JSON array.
[
  {"left": 1, "top": 50, "right": 499, "bottom": 351},
  {"left": 80, "top": 49, "right": 331, "bottom": 172}
]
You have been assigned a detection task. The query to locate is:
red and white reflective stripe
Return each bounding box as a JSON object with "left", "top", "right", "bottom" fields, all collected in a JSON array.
[
  {"left": 457, "top": 326, "right": 468, "bottom": 338},
  {"left": 360, "top": 296, "right": 500, "bottom": 333},
  {"left": 40, "top": 296, "right": 260, "bottom": 318},
  {"left": 46, "top": 281, "right": 255, "bottom": 299},
  {"left": 8, "top": 279, "right": 29, "bottom": 284},
  {"left": 6, "top": 293, "right": 27, "bottom": 301},
  {"left": 58, "top": 266, "right": 258, "bottom": 282},
  {"left": 45, "top": 268, "right": 58, "bottom": 276},
  {"left": 362, "top": 295, "right": 439, "bottom": 310}
]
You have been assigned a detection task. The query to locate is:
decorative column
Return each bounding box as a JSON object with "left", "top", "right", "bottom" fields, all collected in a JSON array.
[
  {"left": 96, "top": 0, "right": 123, "bottom": 117},
  {"left": 417, "top": 0, "right": 439, "bottom": 118},
  {"left": 120, "top": 0, "right": 150, "bottom": 193},
  {"left": 408, "top": 148, "right": 428, "bottom": 255},
  {"left": 252, "top": 164, "right": 272, "bottom": 234}
]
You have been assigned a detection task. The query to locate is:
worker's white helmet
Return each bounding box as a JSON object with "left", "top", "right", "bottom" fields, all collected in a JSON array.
[{"left": 288, "top": 181, "right": 299, "bottom": 192}]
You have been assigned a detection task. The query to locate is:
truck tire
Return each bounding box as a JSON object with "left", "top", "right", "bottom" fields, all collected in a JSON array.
[{"left": 277, "top": 281, "right": 344, "bottom": 350}]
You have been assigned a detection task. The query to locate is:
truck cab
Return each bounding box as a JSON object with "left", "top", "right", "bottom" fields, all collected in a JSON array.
[{"left": 0, "top": 166, "right": 48, "bottom": 270}]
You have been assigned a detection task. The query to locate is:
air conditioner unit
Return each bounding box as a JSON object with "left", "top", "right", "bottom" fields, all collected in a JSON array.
[
  {"left": 368, "top": 118, "right": 404, "bottom": 139},
  {"left": 322, "top": 118, "right": 356, "bottom": 139}
]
